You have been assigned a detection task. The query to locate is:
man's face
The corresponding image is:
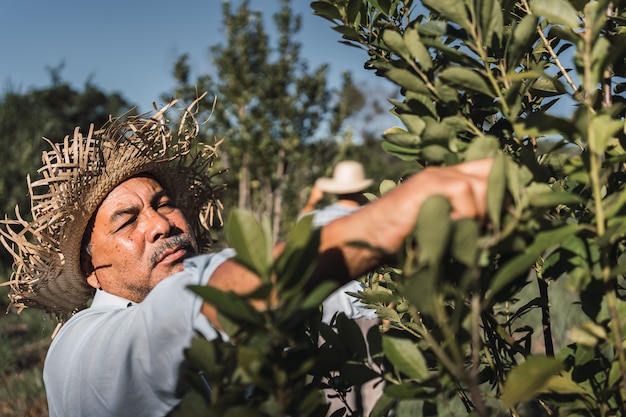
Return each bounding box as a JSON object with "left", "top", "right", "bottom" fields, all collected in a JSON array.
[{"left": 82, "top": 175, "right": 198, "bottom": 302}]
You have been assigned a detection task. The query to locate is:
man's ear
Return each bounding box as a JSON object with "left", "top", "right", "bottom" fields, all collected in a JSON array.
[{"left": 81, "top": 251, "right": 99, "bottom": 289}]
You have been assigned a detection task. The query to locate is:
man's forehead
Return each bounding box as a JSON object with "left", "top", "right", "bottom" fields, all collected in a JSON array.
[{"left": 99, "top": 176, "right": 168, "bottom": 210}]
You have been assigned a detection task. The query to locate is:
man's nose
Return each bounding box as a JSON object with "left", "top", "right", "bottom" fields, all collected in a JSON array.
[{"left": 146, "top": 209, "right": 171, "bottom": 242}]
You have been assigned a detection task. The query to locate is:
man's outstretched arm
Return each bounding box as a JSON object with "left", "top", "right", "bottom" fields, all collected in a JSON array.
[{"left": 202, "top": 158, "right": 493, "bottom": 325}]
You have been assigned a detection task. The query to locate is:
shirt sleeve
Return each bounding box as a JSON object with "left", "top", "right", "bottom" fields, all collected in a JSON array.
[{"left": 44, "top": 249, "right": 235, "bottom": 417}]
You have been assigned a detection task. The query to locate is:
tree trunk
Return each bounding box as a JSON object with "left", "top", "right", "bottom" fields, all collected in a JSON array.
[
  {"left": 238, "top": 151, "right": 250, "bottom": 210},
  {"left": 272, "top": 148, "right": 286, "bottom": 243}
]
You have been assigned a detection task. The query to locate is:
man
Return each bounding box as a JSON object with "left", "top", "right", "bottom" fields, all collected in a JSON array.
[
  {"left": 301, "top": 160, "right": 380, "bottom": 415},
  {"left": 0, "top": 100, "right": 492, "bottom": 416},
  {"left": 301, "top": 159, "right": 377, "bottom": 323}
]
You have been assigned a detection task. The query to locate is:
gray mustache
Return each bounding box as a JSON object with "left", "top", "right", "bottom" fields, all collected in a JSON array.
[{"left": 150, "top": 235, "right": 195, "bottom": 267}]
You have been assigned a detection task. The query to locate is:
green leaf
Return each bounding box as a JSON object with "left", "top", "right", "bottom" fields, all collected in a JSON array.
[
  {"left": 465, "top": 135, "right": 500, "bottom": 160},
  {"left": 405, "top": 91, "right": 438, "bottom": 117},
  {"left": 225, "top": 208, "right": 273, "bottom": 280},
  {"left": 530, "top": 0, "right": 580, "bottom": 29},
  {"left": 189, "top": 285, "right": 265, "bottom": 326},
  {"left": 588, "top": 112, "right": 623, "bottom": 155},
  {"left": 451, "top": 219, "right": 480, "bottom": 266},
  {"left": 479, "top": 0, "right": 504, "bottom": 49},
  {"left": 405, "top": 25, "right": 433, "bottom": 72},
  {"left": 386, "top": 68, "right": 431, "bottom": 95},
  {"left": 382, "top": 336, "right": 429, "bottom": 381},
  {"left": 422, "top": 0, "right": 470, "bottom": 30},
  {"left": 487, "top": 153, "right": 506, "bottom": 230},
  {"left": 369, "top": 393, "right": 396, "bottom": 417},
  {"left": 381, "top": 140, "right": 422, "bottom": 161},
  {"left": 310, "top": 2, "right": 342, "bottom": 21},
  {"left": 514, "top": 113, "right": 577, "bottom": 140},
  {"left": 439, "top": 67, "right": 496, "bottom": 97},
  {"left": 526, "top": 182, "right": 584, "bottom": 207},
  {"left": 541, "top": 374, "right": 595, "bottom": 397},
  {"left": 506, "top": 15, "right": 539, "bottom": 71},
  {"left": 379, "top": 179, "right": 397, "bottom": 195},
  {"left": 501, "top": 356, "right": 565, "bottom": 407},
  {"left": 416, "top": 195, "right": 452, "bottom": 268},
  {"left": 398, "top": 114, "right": 427, "bottom": 135},
  {"left": 382, "top": 29, "right": 410, "bottom": 61},
  {"left": 529, "top": 77, "right": 568, "bottom": 97},
  {"left": 488, "top": 224, "right": 581, "bottom": 301},
  {"left": 336, "top": 313, "right": 368, "bottom": 360},
  {"left": 275, "top": 215, "right": 321, "bottom": 295}
]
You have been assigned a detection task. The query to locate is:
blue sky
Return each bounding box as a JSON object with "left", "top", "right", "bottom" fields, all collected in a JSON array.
[{"left": 1, "top": 0, "right": 390, "bottom": 113}]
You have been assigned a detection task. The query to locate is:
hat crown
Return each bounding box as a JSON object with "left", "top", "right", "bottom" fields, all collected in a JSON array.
[
  {"left": 332, "top": 161, "right": 367, "bottom": 184},
  {"left": 315, "top": 160, "right": 373, "bottom": 194}
]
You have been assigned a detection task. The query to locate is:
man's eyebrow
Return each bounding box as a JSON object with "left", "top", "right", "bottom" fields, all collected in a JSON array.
[{"left": 109, "top": 206, "right": 139, "bottom": 223}]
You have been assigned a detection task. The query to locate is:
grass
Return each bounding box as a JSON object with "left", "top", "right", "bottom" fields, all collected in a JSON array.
[{"left": 0, "top": 283, "right": 55, "bottom": 417}]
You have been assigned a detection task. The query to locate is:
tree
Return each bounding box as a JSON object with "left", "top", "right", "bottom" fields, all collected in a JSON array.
[
  {"left": 168, "top": 0, "right": 365, "bottom": 242},
  {"left": 177, "top": 0, "right": 626, "bottom": 416}
]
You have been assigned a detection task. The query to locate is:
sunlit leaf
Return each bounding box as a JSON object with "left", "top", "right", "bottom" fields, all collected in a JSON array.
[
  {"left": 501, "top": 356, "right": 564, "bottom": 407},
  {"left": 225, "top": 208, "right": 273, "bottom": 280},
  {"left": 398, "top": 114, "right": 427, "bottom": 135},
  {"left": 541, "top": 374, "right": 594, "bottom": 398}
]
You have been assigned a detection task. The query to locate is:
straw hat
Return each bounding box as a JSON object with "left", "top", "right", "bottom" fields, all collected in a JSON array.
[
  {"left": 0, "top": 97, "right": 225, "bottom": 318},
  {"left": 315, "top": 160, "right": 373, "bottom": 194}
]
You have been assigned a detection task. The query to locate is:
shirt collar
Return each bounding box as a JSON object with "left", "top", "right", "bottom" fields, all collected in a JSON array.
[{"left": 91, "top": 288, "right": 134, "bottom": 309}]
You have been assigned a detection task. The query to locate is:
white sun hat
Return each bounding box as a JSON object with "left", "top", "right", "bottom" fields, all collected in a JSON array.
[{"left": 315, "top": 160, "right": 373, "bottom": 194}]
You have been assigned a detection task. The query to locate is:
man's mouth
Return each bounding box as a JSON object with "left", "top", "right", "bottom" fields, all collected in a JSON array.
[
  {"left": 151, "top": 236, "right": 195, "bottom": 267},
  {"left": 156, "top": 246, "right": 188, "bottom": 265}
]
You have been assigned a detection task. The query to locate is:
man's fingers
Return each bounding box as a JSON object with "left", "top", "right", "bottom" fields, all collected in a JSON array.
[{"left": 452, "top": 158, "right": 494, "bottom": 179}]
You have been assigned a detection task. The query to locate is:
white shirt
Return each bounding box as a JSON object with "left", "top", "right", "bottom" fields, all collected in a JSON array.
[{"left": 44, "top": 250, "right": 233, "bottom": 417}]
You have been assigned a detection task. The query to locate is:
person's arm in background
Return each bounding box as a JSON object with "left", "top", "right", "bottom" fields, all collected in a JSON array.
[
  {"left": 300, "top": 183, "right": 324, "bottom": 215},
  {"left": 202, "top": 158, "right": 493, "bottom": 326}
]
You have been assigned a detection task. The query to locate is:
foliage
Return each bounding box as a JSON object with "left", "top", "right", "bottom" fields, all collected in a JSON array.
[
  {"left": 310, "top": 0, "right": 626, "bottom": 415},
  {"left": 167, "top": 0, "right": 374, "bottom": 242},
  {"left": 174, "top": 211, "right": 334, "bottom": 416},
  {"left": 179, "top": 0, "right": 626, "bottom": 416}
]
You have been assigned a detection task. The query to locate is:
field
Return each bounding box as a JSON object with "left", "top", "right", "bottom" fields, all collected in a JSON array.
[{"left": 0, "top": 285, "right": 53, "bottom": 417}]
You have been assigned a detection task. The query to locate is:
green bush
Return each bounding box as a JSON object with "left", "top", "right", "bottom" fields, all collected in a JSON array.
[{"left": 177, "top": 1, "right": 626, "bottom": 416}]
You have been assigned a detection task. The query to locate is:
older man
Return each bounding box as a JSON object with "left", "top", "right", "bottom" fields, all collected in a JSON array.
[{"left": 1, "top": 100, "right": 492, "bottom": 416}]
